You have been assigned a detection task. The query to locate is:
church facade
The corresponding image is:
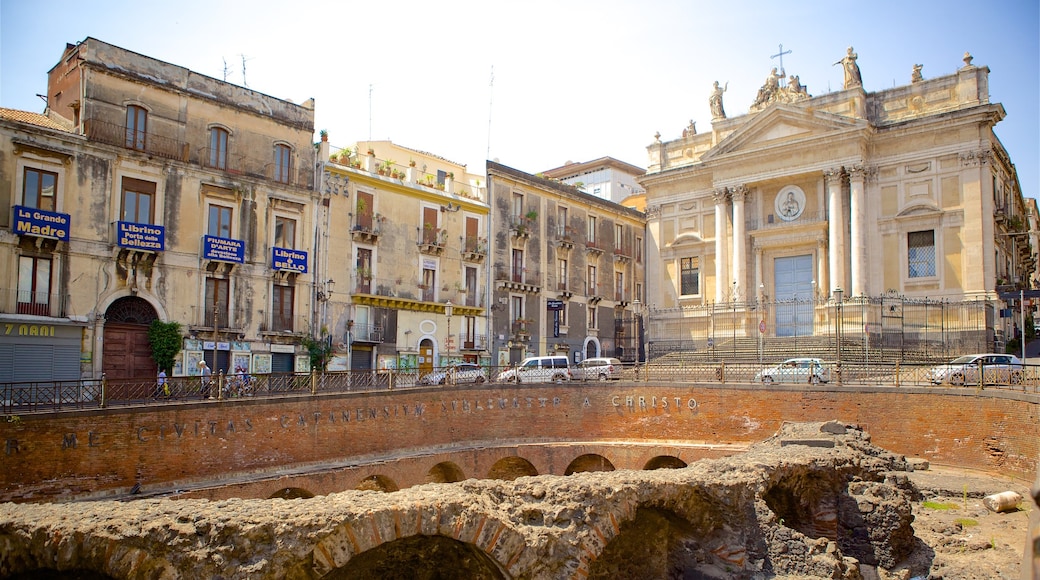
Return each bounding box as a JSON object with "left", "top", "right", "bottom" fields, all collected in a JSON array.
[{"left": 641, "top": 51, "right": 1031, "bottom": 352}]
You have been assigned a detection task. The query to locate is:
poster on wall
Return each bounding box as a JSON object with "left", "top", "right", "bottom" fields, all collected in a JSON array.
[
  {"left": 185, "top": 351, "right": 204, "bottom": 376},
  {"left": 295, "top": 355, "right": 310, "bottom": 372},
  {"left": 328, "top": 355, "right": 348, "bottom": 372},
  {"left": 252, "top": 353, "right": 272, "bottom": 374},
  {"left": 172, "top": 354, "right": 184, "bottom": 377},
  {"left": 231, "top": 352, "right": 251, "bottom": 374}
]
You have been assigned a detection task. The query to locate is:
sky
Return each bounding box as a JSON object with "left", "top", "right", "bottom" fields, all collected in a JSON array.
[{"left": 2, "top": 0, "right": 1037, "bottom": 199}]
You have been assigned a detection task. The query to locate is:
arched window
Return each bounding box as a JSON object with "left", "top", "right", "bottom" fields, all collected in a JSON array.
[
  {"left": 274, "top": 144, "right": 292, "bottom": 183},
  {"left": 209, "top": 127, "right": 229, "bottom": 169},
  {"left": 125, "top": 105, "right": 147, "bottom": 150}
]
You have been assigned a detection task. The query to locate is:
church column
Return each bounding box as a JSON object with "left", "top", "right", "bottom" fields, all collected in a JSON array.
[
  {"left": 825, "top": 168, "right": 845, "bottom": 297},
  {"left": 730, "top": 185, "right": 747, "bottom": 301},
  {"left": 848, "top": 165, "right": 867, "bottom": 297},
  {"left": 713, "top": 188, "right": 729, "bottom": 303}
]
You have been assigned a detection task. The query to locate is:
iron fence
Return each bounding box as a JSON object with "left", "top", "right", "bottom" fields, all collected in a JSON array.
[
  {"left": 647, "top": 295, "right": 993, "bottom": 364},
  {"left": 3, "top": 358, "right": 1038, "bottom": 416}
]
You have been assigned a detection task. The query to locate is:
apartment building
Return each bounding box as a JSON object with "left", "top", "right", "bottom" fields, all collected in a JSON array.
[{"left": 0, "top": 38, "right": 317, "bottom": 381}]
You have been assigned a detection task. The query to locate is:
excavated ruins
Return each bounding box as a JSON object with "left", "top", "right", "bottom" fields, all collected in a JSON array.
[{"left": 0, "top": 422, "right": 965, "bottom": 579}]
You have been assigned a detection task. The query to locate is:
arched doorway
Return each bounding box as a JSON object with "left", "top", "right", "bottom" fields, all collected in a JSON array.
[
  {"left": 419, "top": 338, "right": 434, "bottom": 375},
  {"left": 102, "top": 296, "right": 159, "bottom": 380}
]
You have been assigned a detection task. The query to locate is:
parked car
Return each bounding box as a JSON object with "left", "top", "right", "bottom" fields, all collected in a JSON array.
[
  {"left": 578, "top": 357, "right": 623, "bottom": 381},
  {"left": 495, "top": 356, "right": 573, "bottom": 383},
  {"left": 925, "top": 353, "right": 1023, "bottom": 385},
  {"left": 754, "top": 358, "right": 831, "bottom": 384},
  {"left": 418, "top": 363, "right": 487, "bottom": 386}
]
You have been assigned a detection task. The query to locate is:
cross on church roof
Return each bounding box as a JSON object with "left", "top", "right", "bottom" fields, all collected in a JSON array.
[{"left": 771, "top": 43, "right": 792, "bottom": 87}]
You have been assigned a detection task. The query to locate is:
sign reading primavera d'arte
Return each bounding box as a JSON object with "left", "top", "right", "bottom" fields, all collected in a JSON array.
[
  {"left": 13, "top": 205, "right": 71, "bottom": 241},
  {"left": 203, "top": 235, "right": 245, "bottom": 263},
  {"left": 272, "top": 247, "right": 307, "bottom": 273},
  {"left": 116, "top": 221, "right": 165, "bottom": 251}
]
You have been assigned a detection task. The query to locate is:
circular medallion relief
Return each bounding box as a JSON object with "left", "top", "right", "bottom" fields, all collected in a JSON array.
[{"left": 774, "top": 186, "right": 806, "bottom": 221}]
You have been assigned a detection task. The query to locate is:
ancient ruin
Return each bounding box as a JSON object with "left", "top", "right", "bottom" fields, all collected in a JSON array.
[{"left": 1, "top": 422, "right": 938, "bottom": 579}]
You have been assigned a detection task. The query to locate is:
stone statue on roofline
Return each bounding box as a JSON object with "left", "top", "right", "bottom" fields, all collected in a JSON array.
[
  {"left": 709, "top": 81, "right": 727, "bottom": 120},
  {"left": 749, "top": 69, "right": 811, "bottom": 113},
  {"left": 835, "top": 46, "right": 862, "bottom": 89}
]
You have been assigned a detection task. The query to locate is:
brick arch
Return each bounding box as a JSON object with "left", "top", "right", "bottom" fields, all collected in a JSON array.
[
  {"left": 643, "top": 455, "right": 688, "bottom": 470},
  {"left": 427, "top": 461, "right": 466, "bottom": 484},
  {"left": 305, "top": 505, "right": 526, "bottom": 578},
  {"left": 564, "top": 453, "right": 615, "bottom": 475},
  {"left": 486, "top": 456, "right": 538, "bottom": 480},
  {"left": 269, "top": 486, "right": 315, "bottom": 500},
  {"left": 355, "top": 474, "right": 398, "bottom": 493}
]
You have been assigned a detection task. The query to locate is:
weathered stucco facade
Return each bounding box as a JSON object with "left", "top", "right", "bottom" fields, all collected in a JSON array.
[
  {"left": 0, "top": 37, "right": 317, "bottom": 381},
  {"left": 642, "top": 51, "right": 1030, "bottom": 346},
  {"left": 486, "top": 162, "right": 646, "bottom": 365},
  {"left": 317, "top": 139, "right": 490, "bottom": 373}
]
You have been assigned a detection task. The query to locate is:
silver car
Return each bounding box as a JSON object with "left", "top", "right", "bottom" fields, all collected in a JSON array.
[
  {"left": 418, "top": 363, "right": 487, "bottom": 385},
  {"left": 755, "top": 358, "right": 831, "bottom": 384},
  {"left": 579, "top": 357, "right": 623, "bottom": 381},
  {"left": 925, "top": 354, "right": 1023, "bottom": 385}
]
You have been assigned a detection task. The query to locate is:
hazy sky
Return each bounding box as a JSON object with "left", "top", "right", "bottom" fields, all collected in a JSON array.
[{"left": 2, "top": 0, "right": 1037, "bottom": 199}]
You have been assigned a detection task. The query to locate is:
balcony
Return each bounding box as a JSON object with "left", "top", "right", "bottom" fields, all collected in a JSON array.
[
  {"left": 350, "top": 323, "right": 383, "bottom": 344},
  {"left": 614, "top": 289, "right": 630, "bottom": 306},
  {"left": 511, "top": 320, "right": 532, "bottom": 340},
  {"left": 351, "top": 213, "right": 384, "bottom": 243},
  {"left": 510, "top": 216, "right": 534, "bottom": 240},
  {"left": 86, "top": 118, "right": 303, "bottom": 187},
  {"left": 259, "top": 314, "right": 308, "bottom": 335},
  {"left": 191, "top": 306, "right": 247, "bottom": 333},
  {"left": 557, "top": 281, "right": 573, "bottom": 299},
  {"left": 585, "top": 281, "right": 604, "bottom": 303},
  {"left": 0, "top": 288, "right": 71, "bottom": 318},
  {"left": 418, "top": 227, "right": 447, "bottom": 255},
  {"left": 613, "top": 246, "right": 632, "bottom": 263},
  {"left": 462, "top": 236, "right": 488, "bottom": 262},
  {"left": 585, "top": 240, "right": 604, "bottom": 257},
  {"left": 460, "top": 334, "right": 488, "bottom": 351},
  {"left": 87, "top": 118, "right": 187, "bottom": 162},
  {"left": 555, "top": 225, "right": 575, "bottom": 250},
  {"left": 494, "top": 266, "right": 541, "bottom": 294}
]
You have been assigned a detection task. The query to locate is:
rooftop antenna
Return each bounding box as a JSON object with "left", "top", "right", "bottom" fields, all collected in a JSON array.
[
  {"left": 239, "top": 54, "right": 253, "bottom": 88},
  {"left": 222, "top": 58, "right": 230, "bottom": 82},
  {"left": 771, "top": 43, "right": 792, "bottom": 87},
  {"left": 368, "top": 84, "right": 373, "bottom": 142},
  {"left": 486, "top": 65, "right": 494, "bottom": 160}
]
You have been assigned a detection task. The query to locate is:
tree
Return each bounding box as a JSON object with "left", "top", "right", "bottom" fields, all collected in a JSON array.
[
  {"left": 148, "top": 320, "right": 183, "bottom": 373},
  {"left": 302, "top": 335, "right": 333, "bottom": 371}
]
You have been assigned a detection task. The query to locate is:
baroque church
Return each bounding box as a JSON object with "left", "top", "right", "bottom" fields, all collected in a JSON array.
[{"left": 641, "top": 49, "right": 1031, "bottom": 351}]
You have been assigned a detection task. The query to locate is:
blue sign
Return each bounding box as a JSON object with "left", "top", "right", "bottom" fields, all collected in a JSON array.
[
  {"left": 203, "top": 235, "right": 245, "bottom": 263},
  {"left": 116, "top": 221, "right": 165, "bottom": 251},
  {"left": 272, "top": 247, "right": 308, "bottom": 273},
  {"left": 13, "top": 205, "right": 71, "bottom": 241}
]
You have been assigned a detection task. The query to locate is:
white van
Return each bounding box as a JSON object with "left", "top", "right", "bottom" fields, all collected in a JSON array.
[{"left": 496, "top": 356, "right": 572, "bottom": 383}]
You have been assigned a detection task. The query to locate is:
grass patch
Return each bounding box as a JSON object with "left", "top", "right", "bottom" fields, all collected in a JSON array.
[
  {"left": 955, "top": 518, "right": 979, "bottom": 527},
  {"left": 922, "top": 500, "right": 959, "bottom": 510}
]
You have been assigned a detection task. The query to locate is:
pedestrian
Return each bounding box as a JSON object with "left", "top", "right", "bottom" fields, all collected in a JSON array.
[
  {"left": 156, "top": 369, "right": 168, "bottom": 398},
  {"left": 198, "top": 360, "right": 212, "bottom": 399}
]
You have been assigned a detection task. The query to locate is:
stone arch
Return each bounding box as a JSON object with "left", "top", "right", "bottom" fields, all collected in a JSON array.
[
  {"left": 762, "top": 470, "right": 844, "bottom": 542},
  {"left": 586, "top": 506, "right": 739, "bottom": 579},
  {"left": 355, "top": 474, "right": 399, "bottom": 493},
  {"left": 102, "top": 295, "right": 161, "bottom": 381},
  {"left": 564, "top": 453, "right": 615, "bottom": 475},
  {"left": 268, "top": 486, "right": 315, "bottom": 500},
  {"left": 0, "top": 539, "right": 174, "bottom": 579},
  {"left": 486, "top": 456, "right": 538, "bottom": 481},
  {"left": 643, "top": 455, "right": 688, "bottom": 470},
  {"left": 426, "top": 461, "right": 466, "bottom": 484},
  {"left": 323, "top": 534, "right": 506, "bottom": 579},
  {"left": 582, "top": 336, "right": 601, "bottom": 360}
]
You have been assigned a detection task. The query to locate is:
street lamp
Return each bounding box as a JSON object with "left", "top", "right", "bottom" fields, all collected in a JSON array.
[{"left": 443, "top": 301, "right": 455, "bottom": 385}]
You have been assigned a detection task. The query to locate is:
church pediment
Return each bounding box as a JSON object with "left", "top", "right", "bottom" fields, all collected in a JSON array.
[
  {"left": 896, "top": 203, "right": 941, "bottom": 218},
  {"left": 703, "top": 106, "right": 866, "bottom": 161}
]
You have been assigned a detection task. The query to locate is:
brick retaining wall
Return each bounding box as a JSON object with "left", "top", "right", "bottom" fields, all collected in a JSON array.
[{"left": 1, "top": 383, "right": 1036, "bottom": 502}]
